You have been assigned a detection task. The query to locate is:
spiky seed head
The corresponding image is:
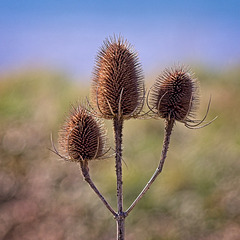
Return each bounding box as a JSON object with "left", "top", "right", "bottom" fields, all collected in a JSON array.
[
  {"left": 91, "top": 35, "right": 144, "bottom": 119},
  {"left": 149, "top": 66, "right": 199, "bottom": 121},
  {"left": 58, "top": 105, "right": 107, "bottom": 162}
]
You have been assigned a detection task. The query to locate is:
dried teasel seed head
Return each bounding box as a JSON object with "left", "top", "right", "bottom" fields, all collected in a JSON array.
[
  {"left": 58, "top": 105, "right": 107, "bottom": 162},
  {"left": 91, "top": 35, "right": 144, "bottom": 119},
  {"left": 149, "top": 66, "right": 199, "bottom": 122}
]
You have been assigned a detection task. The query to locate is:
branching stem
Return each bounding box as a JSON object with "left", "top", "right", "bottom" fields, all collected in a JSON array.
[
  {"left": 125, "top": 119, "right": 174, "bottom": 215},
  {"left": 79, "top": 161, "right": 117, "bottom": 218},
  {"left": 80, "top": 118, "right": 174, "bottom": 239}
]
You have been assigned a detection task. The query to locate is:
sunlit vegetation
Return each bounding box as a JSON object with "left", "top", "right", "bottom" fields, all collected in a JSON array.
[{"left": 0, "top": 67, "right": 239, "bottom": 240}]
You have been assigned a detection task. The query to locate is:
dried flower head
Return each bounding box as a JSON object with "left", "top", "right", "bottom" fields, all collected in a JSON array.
[
  {"left": 58, "top": 105, "right": 107, "bottom": 162},
  {"left": 91, "top": 35, "right": 144, "bottom": 119},
  {"left": 149, "top": 66, "right": 199, "bottom": 122}
]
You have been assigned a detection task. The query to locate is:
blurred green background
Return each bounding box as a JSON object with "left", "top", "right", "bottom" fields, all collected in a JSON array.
[
  {"left": 1, "top": 0, "right": 240, "bottom": 239},
  {"left": 0, "top": 66, "right": 239, "bottom": 240}
]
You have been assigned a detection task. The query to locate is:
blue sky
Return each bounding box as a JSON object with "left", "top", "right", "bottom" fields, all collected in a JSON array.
[{"left": 1, "top": 0, "right": 240, "bottom": 79}]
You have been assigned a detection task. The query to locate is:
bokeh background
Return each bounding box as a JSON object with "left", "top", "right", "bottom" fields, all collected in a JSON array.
[{"left": 0, "top": 1, "right": 240, "bottom": 239}]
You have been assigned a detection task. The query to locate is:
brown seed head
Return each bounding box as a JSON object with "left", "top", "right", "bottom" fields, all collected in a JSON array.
[
  {"left": 58, "top": 105, "right": 107, "bottom": 162},
  {"left": 91, "top": 36, "right": 144, "bottom": 119},
  {"left": 149, "top": 66, "right": 199, "bottom": 122}
]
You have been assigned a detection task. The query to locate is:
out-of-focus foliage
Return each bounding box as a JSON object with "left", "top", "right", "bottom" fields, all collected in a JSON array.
[{"left": 0, "top": 67, "right": 239, "bottom": 240}]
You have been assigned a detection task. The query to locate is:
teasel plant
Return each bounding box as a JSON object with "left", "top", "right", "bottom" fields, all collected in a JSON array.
[
  {"left": 125, "top": 66, "right": 217, "bottom": 217},
  {"left": 51, "top": 36, "right": 216, "bottom": 240},
  {"left": 90, "top": 35, "right": 145, "bottom": 239},
  {"left": 51, "top": 104, "right": 117, "bottom": 216}
]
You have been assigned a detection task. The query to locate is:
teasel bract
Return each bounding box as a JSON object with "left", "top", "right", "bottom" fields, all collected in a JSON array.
[
  {"left": 58, "top": 104, "right": 108, "bottom": 162},
  {"left": 91, "top": 35, "right": 144, "bottom": 120},
  {"left": 149, "top": 66, "right": 199, "bottom": 125}
]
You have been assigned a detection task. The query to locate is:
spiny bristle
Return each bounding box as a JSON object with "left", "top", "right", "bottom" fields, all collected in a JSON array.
[
  {"left": 58, "top": 105, "right": 107, "bottom": 161},
  {"left": 149, "top": 66, "right": 199, "bottom": 121},
  {"left": 91, "top": 35, "right": 144, "bottom": 119}
]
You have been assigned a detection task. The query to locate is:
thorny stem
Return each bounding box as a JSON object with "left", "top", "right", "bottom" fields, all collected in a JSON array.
[
  {"left": 125, "top": 119, "right": 175, "bottom": 215},
  {"left": 79, "top": 161, "right": 117, "bottom": 218},
  {"left": 113, "top": 117, "right": 125, "bottom": 240},
  {"left": 79, "top": 117, "right": 174, "bottom": 239}
]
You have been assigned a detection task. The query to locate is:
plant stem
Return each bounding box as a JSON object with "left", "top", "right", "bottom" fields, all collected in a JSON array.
[
  {"left": 79, "top": 161, "right": 117, "bottom": 218},
  {"left": 113, "top": 117, "right": 125, "bottom": 240},
  {"left": 125, "top": 119, "right": 174, "bottom": 216}
]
